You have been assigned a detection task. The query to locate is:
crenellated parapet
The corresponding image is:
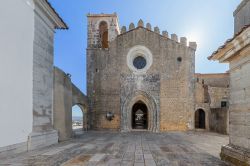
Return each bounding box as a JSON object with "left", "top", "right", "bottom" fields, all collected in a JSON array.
[
  {"left": 171, "top": 34, "right": 178, "bottom": 42},
  {"left": 120, "top": 19, "right": 197, "bottom": 50},
  {"left": 137, "top": 19, "right": 144, "bottom": 27},
  {"left": 189, "top": 42, "right": 197, "bottom": 50},
  {"left": 162, "top": 31, "right": 168, "bottom": 38},
  {"left": 180, "top": 37, "right": 187, "bottom": 46},
  {"left": 146, "top": 23, "right": 151, "bottom": 30},
  {"left": 129, "top": 23, "right": 135, "bottom": 30},
  {"left": 154, "top": 26, "right": 160, "bottom": 34},
  {"left": 121, "top": 26, "right": 126, "bottom": 33}
]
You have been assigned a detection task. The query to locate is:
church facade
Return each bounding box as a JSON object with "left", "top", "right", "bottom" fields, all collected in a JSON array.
[{"left": 87, "top": 14, "right": 198, "bottom": 132}]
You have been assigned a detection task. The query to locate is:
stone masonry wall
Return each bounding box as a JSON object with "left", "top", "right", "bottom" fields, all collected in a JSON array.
[
  {"left": 28, "top": 5, "right": 58, "bottom": 150},
  {"left": 53, "top": 67, "right": 72, "bottom": 141},
  {"left": 88, "top": 26, "right": 196, "bottom": 131},
  {"left": 208, "top": 87, "right": 229, "bottom": 109},
  {"left": 195, "top": 74, "right": 229, "bottom": 133},
  {"left": 53, "top": 67, "right": 88, "bottom": 141},
  {"left": 32, "top": 13, "right": 54, "bottom": 132},
  {"left": 234, "top": 0, "right": 250, "bottom": 34},
  {"left": 229, "top": 51, "right": 250, "bottom": 149},
  {"left": 87, "top": 14, "right": 120, "bottom": 48},
  {"left": 195, "top": 82, "right": 206, "bottom": 104},
  {"left": 195, "top": 73, "right": 229, "bottom": 87},
  {"left": 209, "top": 108, "right": 228, "bottom": 134}
]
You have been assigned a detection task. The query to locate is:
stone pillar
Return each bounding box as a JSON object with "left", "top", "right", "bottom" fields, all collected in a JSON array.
[
  {"left": 27, "top": 1, "right": 67, "bottom": 150},
  {"left": 220, "top": 57, "right": 250, "bottom": 165}
]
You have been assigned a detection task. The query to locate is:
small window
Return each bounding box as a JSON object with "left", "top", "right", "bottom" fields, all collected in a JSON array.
[
  {"left": 177, "top": 57, "right": 182, "bottom": 62},
  {"left": 221, "top": 101, "right": 227, "bottom": 107}
]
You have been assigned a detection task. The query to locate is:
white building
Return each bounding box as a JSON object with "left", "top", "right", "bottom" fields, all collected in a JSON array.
[{"left": 0, "top": 0, "right": 67, "bottom": 155}]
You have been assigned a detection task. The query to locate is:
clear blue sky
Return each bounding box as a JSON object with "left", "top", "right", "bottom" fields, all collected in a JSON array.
[
  {"left": 72, "top": 105, "right": 83, "bottom": 118},
  {"left": 51, "top": 0, "right": 241, "bottom": 96}
]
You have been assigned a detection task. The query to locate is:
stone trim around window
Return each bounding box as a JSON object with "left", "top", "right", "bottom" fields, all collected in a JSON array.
[{"left": 127, "top": 45, "right": 153, "bottom": 74}]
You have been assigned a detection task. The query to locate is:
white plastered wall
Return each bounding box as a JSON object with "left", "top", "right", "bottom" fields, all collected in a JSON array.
[{"left": 0, "top": 0, "right": 34, "bottom": 148}]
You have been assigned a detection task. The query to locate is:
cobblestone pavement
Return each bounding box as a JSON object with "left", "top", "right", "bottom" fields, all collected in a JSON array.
[{"left": 0, "top": 131, "right": 229, "bottom": 166}]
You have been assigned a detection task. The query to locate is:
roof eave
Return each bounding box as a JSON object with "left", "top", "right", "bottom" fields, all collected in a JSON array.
[
  {"left": 208, "top": 45, "right": 232, "bottom": 62},
  {"left": 36, "top": 0, "right": 68, "bottom": 30},
  {"left": 209, "top": 26, "right": 250, "bottom": 62}
]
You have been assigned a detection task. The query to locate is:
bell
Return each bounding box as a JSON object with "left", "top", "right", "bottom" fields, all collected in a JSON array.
[{"left": 106, "top": 112, "right": 114, "bottom": 121}]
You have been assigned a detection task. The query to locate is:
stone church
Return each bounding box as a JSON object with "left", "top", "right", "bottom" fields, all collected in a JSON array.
[
  {"left": 2, "top": 2, "right": 250, "bottom": 164},
  {"left": 87, "top": 14, "right": 207, "bottom": 132}
]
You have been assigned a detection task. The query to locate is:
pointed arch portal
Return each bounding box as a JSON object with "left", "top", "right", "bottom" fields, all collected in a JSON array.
[
  {"left": 132, "top": 101, "right": 148, "bottom": 129},
  {"left": 121, "top": 91, "right": 159, "bottom": 132}
]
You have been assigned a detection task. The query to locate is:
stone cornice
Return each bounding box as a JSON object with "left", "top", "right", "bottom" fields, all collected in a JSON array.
[
  {"left": 87, "top": 13, "right": 117, "bottom": 17},
  {"left": 234, "top": 0, "right": 250, "bottom": 16},
  {"left": 209, "top": 26, "right": 250, "bottom": 63},
  {"left": 34, "top": 0, "right": 68, "bottom": 29}
]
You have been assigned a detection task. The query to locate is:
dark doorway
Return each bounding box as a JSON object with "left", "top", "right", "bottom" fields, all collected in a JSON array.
[
  {"left": 195, "top": 109, "right": 205, "bottom": 129},
  {"left": 132, "top": 101, "right": 148, "bottom": 129}
]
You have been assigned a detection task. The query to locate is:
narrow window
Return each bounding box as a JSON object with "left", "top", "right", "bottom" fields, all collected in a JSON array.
[
  {"left": 177, "top": 57, "right": 182, "bottom": 62},
  {"left": 99, "top": 21, "right": 108, "bottom": 48}
]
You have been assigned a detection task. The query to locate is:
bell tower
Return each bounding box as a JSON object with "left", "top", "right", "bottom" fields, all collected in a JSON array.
[{"left": 87, "top": 13, "right": 120, "bottom": 48}]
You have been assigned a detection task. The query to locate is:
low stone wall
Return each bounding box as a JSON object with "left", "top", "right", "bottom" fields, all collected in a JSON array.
[
  {"left": 209, "top": 108, "right": 228, "bottom": 134},
  {"left": 221, "top": 145, "right": 250, "bottom": 166},
  {"left": 53, "top": 67, "right": 88, "bottom": 141}
]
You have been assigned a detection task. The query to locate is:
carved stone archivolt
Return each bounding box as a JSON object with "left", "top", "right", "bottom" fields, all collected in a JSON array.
[{"left": 121, "top": 90, "right": 159, "bottom": 132}]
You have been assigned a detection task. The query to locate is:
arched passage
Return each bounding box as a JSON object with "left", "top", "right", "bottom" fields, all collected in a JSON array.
[
  {"left": 72, "top": 105, "right": 83, "bottom": 133},
  {"left": 132, "top": 101, "right": 148, "bottom": 129},
  {"left": 72, "top": 104, "right": 88, "bottom": 133},
  {"left": 53, "top": 67, "right": 89, "bottom": 141},
  {"left": 99, "top": 21, "right": 108, "bottom": 48},
  {"left": 195, "top": 109, "right": 206, "bottom": 129}
]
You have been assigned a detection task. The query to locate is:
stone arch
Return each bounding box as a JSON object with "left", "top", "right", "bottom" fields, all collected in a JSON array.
[
  {"left": 194, "top": 108, "right": 206, "bottom": 129},
  {"left": 53, "top": 67, "right": 89, "bottom": 141},
  {"left": 72, "top": 103, "right": 88, "bottom": 132},
  {"left": 121, "top": 91, "right": 159, "bottom": 132},
  {"left": 96, "top": 19, "right": 109, "bottom": 30},
  {"left": 72, "top": 101, "right": 88, "bottom": 131},
  {"left": 99, "top": 21, "right": 108, "bottom": 48}
]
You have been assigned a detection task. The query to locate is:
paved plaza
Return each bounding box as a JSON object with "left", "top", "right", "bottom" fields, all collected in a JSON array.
[{"left": 0, "top": 131, "right": 229, "bottom": 166}]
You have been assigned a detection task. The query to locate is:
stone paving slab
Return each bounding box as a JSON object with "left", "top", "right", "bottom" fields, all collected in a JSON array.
[
  {"left": 42, "top": 143, "right": 78, "bottom": 156},
  {"left": 89, "top": 153, "right": 106, "bottom": 162},
  {"left": 0, "top": 131, "right": 229, "bottom": 166}
]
